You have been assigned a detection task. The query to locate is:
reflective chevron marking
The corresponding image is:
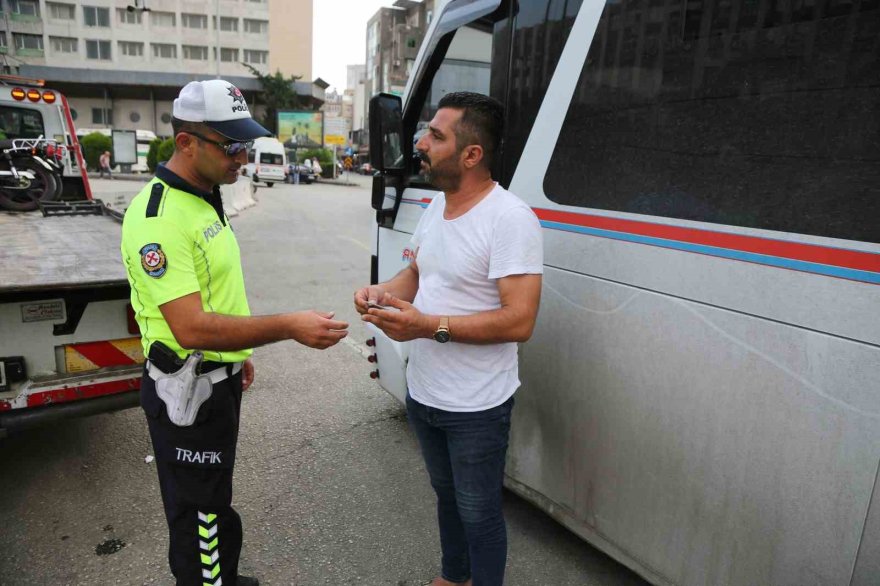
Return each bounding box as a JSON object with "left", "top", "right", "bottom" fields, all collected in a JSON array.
[{"left": 198, "top": 510, "right": 221, "bottom": 584}]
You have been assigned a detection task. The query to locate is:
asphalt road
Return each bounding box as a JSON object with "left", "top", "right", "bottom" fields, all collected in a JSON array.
[{"left": 0, "top": 177, "right": 649, "bottom": 586}]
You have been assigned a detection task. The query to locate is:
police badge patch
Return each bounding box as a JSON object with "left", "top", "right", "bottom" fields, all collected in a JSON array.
[{"left": 140, "top": 243, "right": 167, "bottom": 278}]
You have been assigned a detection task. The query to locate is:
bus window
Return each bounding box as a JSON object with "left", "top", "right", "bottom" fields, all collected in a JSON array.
[
  {"left": 543, "top": 0, "right": 880, "bottom": 243},
  {"left": 409, "top": 22, "right": 497, "bottom": 185},
  {"left": 0, "top": 106, "right": 45, "bottom": 140},
  {"left": 259, "top": 153, "right": 283, "bottom": 165}
]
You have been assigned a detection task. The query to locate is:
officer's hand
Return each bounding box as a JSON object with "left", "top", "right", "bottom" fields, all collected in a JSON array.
[
  {"left": 289, "top": 310, "right": 349, "bottom": 349},
  {"left": 354, "top": 285, "right": 387, "bottom": 315},
  {"left": 242, "top": 359, "right": 255, "bottom": 391},
  {"left": 361, "top": 294, "right": 429, "bottom": 342}
]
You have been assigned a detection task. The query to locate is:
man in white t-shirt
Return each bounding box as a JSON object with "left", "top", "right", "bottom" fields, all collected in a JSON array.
[{"left": 354, "top": 92, "right": 543, "bottom": 586}]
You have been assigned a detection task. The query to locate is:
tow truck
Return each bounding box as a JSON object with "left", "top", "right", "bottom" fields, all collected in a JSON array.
[{"left": 0, "top": 76, "right": 142, "bottom": 436}]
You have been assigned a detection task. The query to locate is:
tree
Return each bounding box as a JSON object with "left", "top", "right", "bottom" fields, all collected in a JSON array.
[
  {"left": 156, "top": 138, "right": 175, "bottom": 166},
  {"left": 243, "top": 64, "right": 304, "bottom": 135},
  {"left": 80, "top": 132, "right": 112, "bottom": 171},
  {"left": 146, "top": 137, "right": 163, "bottom": 173}
]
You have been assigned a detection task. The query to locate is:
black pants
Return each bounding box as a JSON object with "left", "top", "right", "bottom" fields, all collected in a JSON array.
[{"left": 140, "top": 367, "right": 243, "bottom": 586}]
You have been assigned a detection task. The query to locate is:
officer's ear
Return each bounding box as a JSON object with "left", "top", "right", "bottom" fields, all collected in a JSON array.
[{"left": 174, "top": 132, "right": 197, "bottom": 155}]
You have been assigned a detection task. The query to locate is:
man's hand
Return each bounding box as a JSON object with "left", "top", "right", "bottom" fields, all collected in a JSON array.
[
  {"left": 353, "top": 285, "right": 388, "bottom": 315},
  {"left": 361, "top": 294, "right": 432, "bottom": 342},
  {"left": 242, "top": 359, "right": 254, "bottom": 391},
  {"left": 287, "top": 310, "right": 349, "bottom": 349}
]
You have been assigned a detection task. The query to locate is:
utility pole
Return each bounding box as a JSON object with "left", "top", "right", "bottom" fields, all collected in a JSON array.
[{"left": 214, "top": 0, "right": 220, "bottom": 78}]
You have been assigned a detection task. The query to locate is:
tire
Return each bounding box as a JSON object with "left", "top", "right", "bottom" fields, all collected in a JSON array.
[
  {"left": 0, "top": 159, "right": 59, "bottom": 212},
  {"left": 266, "top": 182, "right": 274, "bottom": 188}
]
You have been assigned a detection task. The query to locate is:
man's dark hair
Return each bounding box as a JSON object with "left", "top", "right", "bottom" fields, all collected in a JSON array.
[{"left": 437, "top": 92, "right": 503, "bottom": 170}]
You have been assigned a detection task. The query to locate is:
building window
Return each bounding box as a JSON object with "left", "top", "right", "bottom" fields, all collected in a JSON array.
[
  {"left": 92, "top": 108, "right": 112, "bottom": 125},
  {"left": 215, "top": 47, "right": 239, "bottom": 62},
  {"left": 47, "top": 2, "right": 75, "bottom": 20},
  {"left": 182, "top": 13, "right": 207, "bottom": 29},
  {"left": 243, "top": 19, "right": 268, "bottom": 34},
  {"left": 11, "top": 0, "right": 40, "bottom": 17},
  {"left": 117, "top": 8, "right": 142, "bottom": 24},
  {"left": 0, "top": 32, "right": 6, "bottom": 51},
  {"left": 406, "top": 37, "right": 417, "bottom": 49},
  {"left": 151, "top": 11, "right": 176, "bottom": 28},
  {"left": 152, "top": 43, "right": 177, "bottom": 59},
  {"left": 50, "top": 36, "right": 77, "bottom": 54},
  {"left": 214, "top": 16, "right": 239, "bottom": 32},
  {"left": 119, "top": 41, "right": 143, "bottom": 57},
  {"left": 85, "top": 39, "right": 112, "bottom": 60},
  {"left": 183, "top": 45, "right": 208, "bottom": 61},
  {"left": 14, "top": 33, "right": 44, "bottom": 51},
  {"left": 243, "top": 49, "right": 268, "bottom": 65},
  {"left": 83, "top": 6, "right": 110, "bottom": 27}
]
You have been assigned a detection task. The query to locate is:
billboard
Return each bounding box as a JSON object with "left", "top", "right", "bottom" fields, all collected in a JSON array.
[{"left": 277, "top": 111, "right": 324, "bottom": 149}]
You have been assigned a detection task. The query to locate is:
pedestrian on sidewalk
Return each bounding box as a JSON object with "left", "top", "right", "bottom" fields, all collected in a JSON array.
[
  {"left": 99, "top": 150, "right": 112, "bottom": 179},
  {"left": 121, "top": 79, "right": 349, "bottom": 586},
  {"left": 354, "top": 92, "right": 543, "bottom": 586}
]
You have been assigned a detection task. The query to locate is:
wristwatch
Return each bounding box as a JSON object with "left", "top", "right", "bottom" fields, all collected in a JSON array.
[{"left": 433, "top": 316, "right": 451, "bottom": 343}]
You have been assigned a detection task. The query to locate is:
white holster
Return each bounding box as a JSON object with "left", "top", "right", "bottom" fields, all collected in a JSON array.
[{"left": 146, "top": 352, "right": 241, "bottom": 427}]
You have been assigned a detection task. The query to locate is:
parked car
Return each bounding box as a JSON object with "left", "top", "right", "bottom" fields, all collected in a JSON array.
[
  {"left": 287, "top": 163, "right": 316, "bottom": 184},
  {"left": 358, "top": 162, "right": 373, "bottom": 175}
]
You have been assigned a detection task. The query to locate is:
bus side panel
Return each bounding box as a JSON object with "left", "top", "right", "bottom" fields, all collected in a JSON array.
[
  {"left": 509, "top": 265, "right": 880, "bottom": 585},
  {"left": 851, "top": 466, "right": 880, "bottom": 586}
]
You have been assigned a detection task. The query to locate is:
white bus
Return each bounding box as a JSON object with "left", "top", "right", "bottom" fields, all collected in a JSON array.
[{"left": 365, "top": 1, "right": 880, "bottom": 585}]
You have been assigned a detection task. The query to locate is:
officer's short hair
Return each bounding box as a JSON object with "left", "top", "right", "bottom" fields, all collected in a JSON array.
[
  {"left": 437, "top": 92, "right": 503, "bottom": 170},
  {"left": 171, "top": 117, "right": 211, "bottom": 138}
]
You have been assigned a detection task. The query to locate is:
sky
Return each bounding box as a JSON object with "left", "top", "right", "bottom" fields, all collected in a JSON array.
[{"left": 312, "top": 0, "right": 397, "bottom": 93}]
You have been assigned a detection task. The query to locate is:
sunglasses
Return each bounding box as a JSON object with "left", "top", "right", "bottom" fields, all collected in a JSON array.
[{"left": 186, "top": 131, "right": 253, "bottom": 157}]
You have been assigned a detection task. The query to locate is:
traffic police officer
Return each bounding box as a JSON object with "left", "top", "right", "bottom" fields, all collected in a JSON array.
[{"left": 121, "top": 79, "right": 349, "bottom": 586}]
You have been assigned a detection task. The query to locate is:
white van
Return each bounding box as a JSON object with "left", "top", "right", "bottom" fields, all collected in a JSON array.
[
  {"left": 244, "top": 137, "right": 286, "bottom": 187},
  {"left": 365, "top": 2, "right": 880, "bottom": 586}
]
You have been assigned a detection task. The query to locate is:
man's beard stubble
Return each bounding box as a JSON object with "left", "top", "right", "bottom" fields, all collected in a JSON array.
[{"left": 424, "top": 154, "right": 462, "bottom": 193}]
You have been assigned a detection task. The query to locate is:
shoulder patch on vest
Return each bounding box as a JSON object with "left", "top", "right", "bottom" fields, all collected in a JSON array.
[
  {"left": 145, "top": 182, "right": 165, "bottom": 218},
  {"left": 140, "top": 243, "right": 167, "bottom": 278}
]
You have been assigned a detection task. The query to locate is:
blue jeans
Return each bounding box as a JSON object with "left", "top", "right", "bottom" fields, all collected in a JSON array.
[{"left": 406, "top": 393, "right": 514, "bottom": 586}]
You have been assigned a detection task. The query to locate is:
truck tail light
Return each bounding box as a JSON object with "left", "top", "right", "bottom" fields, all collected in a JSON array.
[
  {"left": 26, "top": 89, "right": 41, "bottom": 102},
  {"left": 126, "top": 304, "right": 140, "bottom": 335},
  {"left": 11, "top": 87, "right": 26, "bottom": 101},
  {"left": 42, "top": 90, "right": 57, "bottom": 104}
]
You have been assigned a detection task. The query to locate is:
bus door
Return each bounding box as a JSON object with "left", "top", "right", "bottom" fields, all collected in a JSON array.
[{"left": 368, "top": 0, "right": 514, "bottom": 402}]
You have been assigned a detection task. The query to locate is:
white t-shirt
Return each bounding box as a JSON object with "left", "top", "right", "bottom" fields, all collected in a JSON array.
[{"left": 407, "top": 183, "right": 543, "bottom": 411}]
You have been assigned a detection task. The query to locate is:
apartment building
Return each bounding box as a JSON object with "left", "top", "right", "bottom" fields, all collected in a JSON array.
[{"left": 0, "top": 0, "right": 317, "bottom": 136}]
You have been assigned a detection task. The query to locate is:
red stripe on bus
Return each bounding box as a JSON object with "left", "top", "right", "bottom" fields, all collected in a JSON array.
[
  {"left": 0, "top": 401, "right": 11, "bottom": 411},
  {"left": 534, "top": 209, "right": 880, "bottom": 273},
  {"left": 25, "top": 377, "right": 140, "bottom": 408},
  {"left": 71, "top": 341, "right": 137, "bottom": 367}
]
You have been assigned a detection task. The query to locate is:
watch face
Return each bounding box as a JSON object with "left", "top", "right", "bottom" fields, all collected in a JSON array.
[{"left": 433, "top": 329, "right": 451, "bottom": 343}]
